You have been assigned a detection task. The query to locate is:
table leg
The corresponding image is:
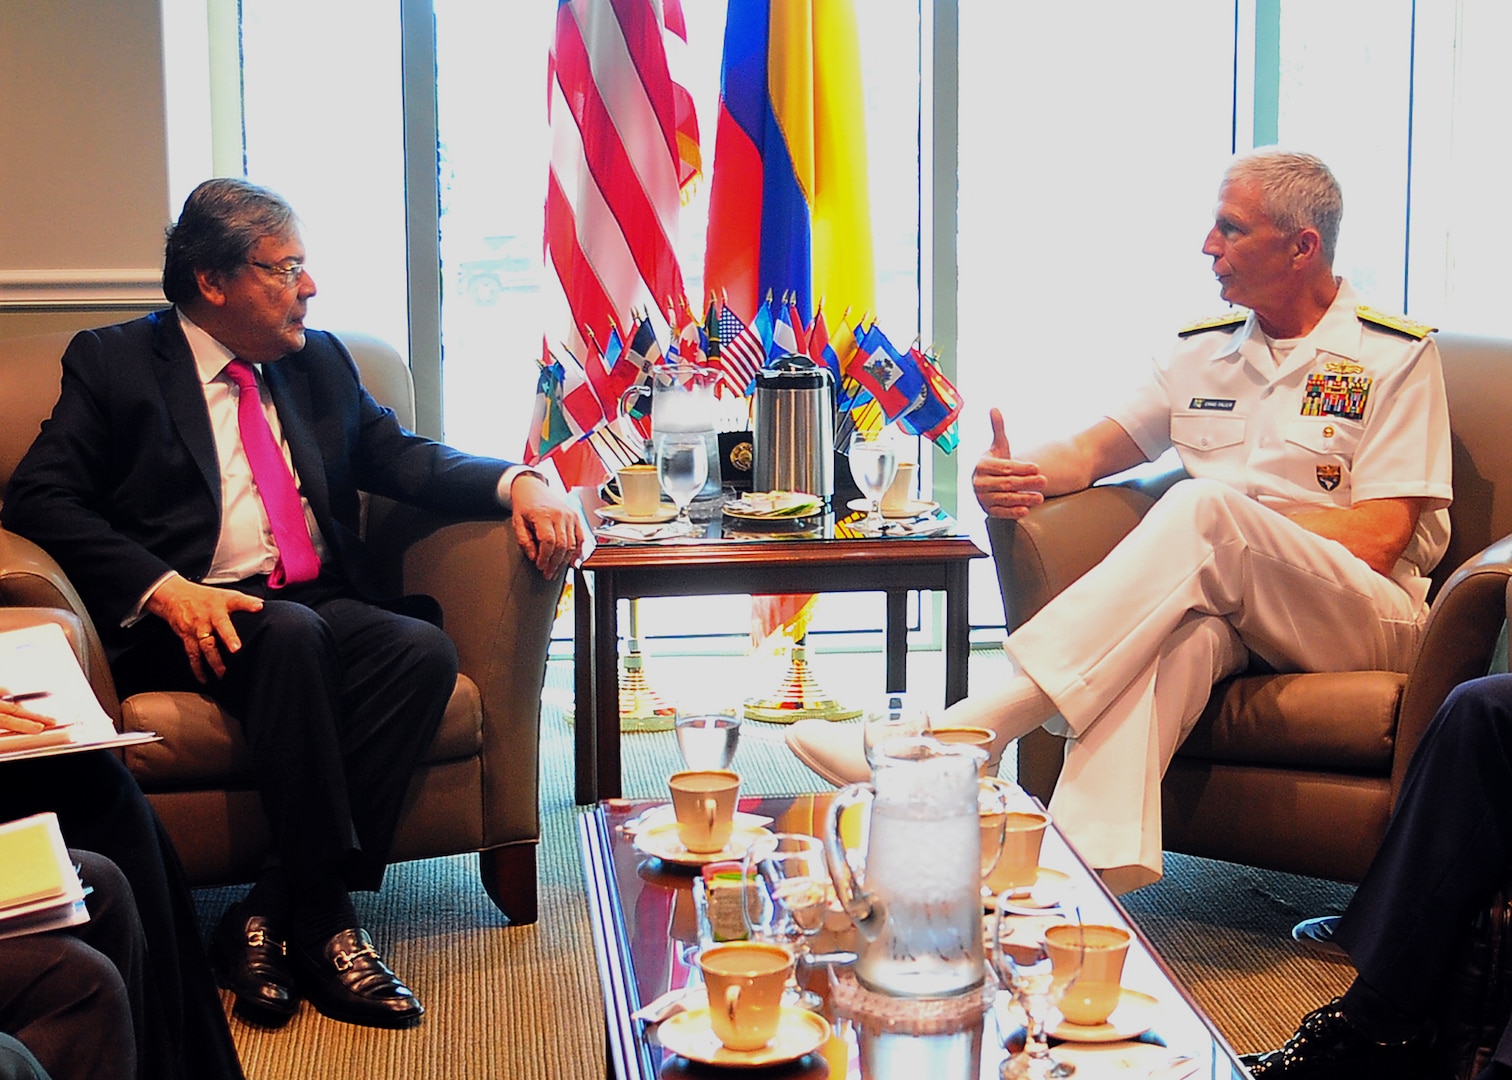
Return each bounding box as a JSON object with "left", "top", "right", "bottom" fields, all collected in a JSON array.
[
  {"left": 575, "top": 568, "right": 597, "bottom": 805},
  {"left": 885, "top": 589, "right": 908, "bottom": 693},
  {"left": 593, "top": 573, "right": 624, "bottom": 801},
  {"left": 944, "top": 561, "right": 971, "bottom": 705}
]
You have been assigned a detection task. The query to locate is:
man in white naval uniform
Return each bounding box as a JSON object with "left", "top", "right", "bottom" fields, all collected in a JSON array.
[{"left": 787, "top": 147, "right": 1452, "bottom": 893}]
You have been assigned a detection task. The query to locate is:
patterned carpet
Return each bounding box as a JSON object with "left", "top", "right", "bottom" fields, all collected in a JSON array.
[{"left": 195, "top": 648, "right": 1355, "bottom": 1078}]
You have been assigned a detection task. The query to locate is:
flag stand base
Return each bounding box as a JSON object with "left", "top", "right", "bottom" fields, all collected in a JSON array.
[
  {"left": 620, "top": 651, "right": 677, "bottom": 731},
  {"left": 742, "top": 644, "right": 863, "bottom": 724},
  {"left": 619, "top": 598, "right": 676, "bottom": 731}
]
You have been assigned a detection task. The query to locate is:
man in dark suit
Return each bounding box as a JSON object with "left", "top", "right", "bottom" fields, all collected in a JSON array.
[
  {"left": 2, "top": 700, "right": 242, "bottom": 1079},
  {"left": 1242, "top": 673, "right": 1512, "bottom": 1078},
  {"left": 1, "top": 177, "right": 584, "bottom": 1030}
]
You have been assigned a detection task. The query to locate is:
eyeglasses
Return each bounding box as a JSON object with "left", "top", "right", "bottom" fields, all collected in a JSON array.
[{"left": 246, "top": 259, "right": 307, "bottom": 286}]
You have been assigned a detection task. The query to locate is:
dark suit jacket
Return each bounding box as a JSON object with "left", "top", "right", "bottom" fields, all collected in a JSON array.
[{"left": 1, "top": 310, "right": 512, "bottom": 655}]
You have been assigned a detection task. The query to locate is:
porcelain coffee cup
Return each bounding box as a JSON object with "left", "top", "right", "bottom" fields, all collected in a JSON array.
[
  {"left": 881, "top": 461, "right": 916, "bottom": 513},
  {"left": 1046, "top": 923, "right": 1131, "bottom": 1026},
  {"left": 668, "top": 769, "right": 741, "bottom": 853},
  {"left": 697, "top": 941, "right": 793, "bottom": 1050},
  {"left": 985, "top": 809, "right": 1050, "bottom": 893},
  {"left": 617, "top": 464, "right": 662, "bottom": 517},
  {"left": 929, "top": 725, "right": 997, "bottom": 776}
]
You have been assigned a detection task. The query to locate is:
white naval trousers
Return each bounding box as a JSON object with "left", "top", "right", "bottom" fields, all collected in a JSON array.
[{"left": 998, "top": 478, "right": 1428, "bottom": 891}]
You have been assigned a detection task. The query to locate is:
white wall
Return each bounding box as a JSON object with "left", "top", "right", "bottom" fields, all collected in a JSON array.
[{"left": 0, "top": 0, "right": 172, "bottom": 336}]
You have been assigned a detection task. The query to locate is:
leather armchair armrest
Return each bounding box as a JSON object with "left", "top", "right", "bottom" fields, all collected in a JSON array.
[
  {"left": 1391, "top": 533, "right": 1512, "bottom": 795},
  {"left": 0, "top": 527, "right": 120, "bottom": 719},
  {"left": 365, "top": 502, "right": 565, "bottom": 847},
  {"left": 987, "top": 484, "right": 1159, "bottom": 632}
]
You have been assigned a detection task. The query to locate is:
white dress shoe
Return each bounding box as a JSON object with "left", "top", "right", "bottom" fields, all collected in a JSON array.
[
  {"left": 785, "top": 720, "right": 870, "bottom": 787},
  {"left": 1291, "top": 915, "right": 1348, "bottom": 960}
]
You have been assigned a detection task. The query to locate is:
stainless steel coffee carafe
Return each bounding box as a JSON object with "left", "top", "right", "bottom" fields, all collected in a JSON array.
[{"left": 752, "top": 355, "right": 834, "bottom": 498}]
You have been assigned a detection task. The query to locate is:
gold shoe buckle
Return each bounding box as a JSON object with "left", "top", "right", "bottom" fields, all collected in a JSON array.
[
  {"left": 246, "top": 929, "right": 287, "bottom": 956},
  {"left": 333, "top": 943, "right": 379, "bottom": 972}
]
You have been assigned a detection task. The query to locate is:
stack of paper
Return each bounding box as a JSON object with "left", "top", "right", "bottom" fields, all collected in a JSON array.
[
  {"left": 0, "top": 812, "right": 89, "bottom": 941},
  {"left": 0, "top": 622, "right": 159, "bottom": 763}
]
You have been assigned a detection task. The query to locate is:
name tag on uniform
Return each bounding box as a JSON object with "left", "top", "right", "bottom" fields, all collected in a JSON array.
[{"left": 1189, "top": 398, "right": 1236, "bottom": 411}]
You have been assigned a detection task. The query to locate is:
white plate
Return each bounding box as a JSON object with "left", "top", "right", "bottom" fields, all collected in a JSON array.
[
  {"left": 1048, "top": 988, "right": 1160, "bottom": 1043},
  {"left": 846, "top": 497, "right": 940, "bottom": 519},
  {"left": 986, "top": 867, "right": 1072, "bottom": 912},
  {"left": 631, "top": 822, "right": 775, "bottom": 867},
  {"left": 596, "top": 503, "right": 679, "bottom": 524},
  {"left": 658, "top": 1005, "right": 830, "bottom": 1067},
  {"left": 723, "top": 492, "right": 823, "bottom": 519}
]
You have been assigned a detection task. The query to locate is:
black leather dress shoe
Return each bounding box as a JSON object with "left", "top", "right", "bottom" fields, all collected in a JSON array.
[
  {"left": 1240, "top": 998, "right": 1430, "bottom": 1078},
  {"left": 295, "top": 928, "right": 424, "bottom": 1029},
  {"left": 211, "top": 902, "right": 299, "bottom": 1025}
]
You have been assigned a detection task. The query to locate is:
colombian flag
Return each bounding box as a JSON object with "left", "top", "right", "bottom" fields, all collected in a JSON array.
[
  {"left": 703, "top": 0, "right": 876, "bottom": 647},
  {"left": 702, "top": 0, "right": 874, "bottom": 329}
]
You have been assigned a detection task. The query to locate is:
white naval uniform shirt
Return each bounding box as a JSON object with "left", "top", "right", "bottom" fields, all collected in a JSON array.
[{"left": 1109, "top": 279, "right": 1453, "bottom": 608}]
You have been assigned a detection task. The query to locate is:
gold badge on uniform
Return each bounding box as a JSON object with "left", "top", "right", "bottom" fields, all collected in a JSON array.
[{"left": 1316, "top": 465, "right": 1342, "bottom": 491}]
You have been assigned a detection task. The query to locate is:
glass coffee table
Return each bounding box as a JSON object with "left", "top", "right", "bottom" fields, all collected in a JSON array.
[
  {"left": 572, "top": 505, "right": 987, "bottom": 803},
  {"left": 580, "top": 790, "right": 1251, "bottom": 1079}
]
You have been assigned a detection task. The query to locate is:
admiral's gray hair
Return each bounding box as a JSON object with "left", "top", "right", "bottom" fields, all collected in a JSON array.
[
  {"left": 162, "top": 178, "right": 298, "bottom": 304},
  {"left": 1225, "top": 148, "right": 1343, "bottom": 265}
]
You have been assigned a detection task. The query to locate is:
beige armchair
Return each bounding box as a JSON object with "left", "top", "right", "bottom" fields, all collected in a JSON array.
[
  {"left": 990, "top": 331, "right": 1512, "bottom": 883},
  {"left": 0, "top": 328, "right": 563, "bottom": 923}
]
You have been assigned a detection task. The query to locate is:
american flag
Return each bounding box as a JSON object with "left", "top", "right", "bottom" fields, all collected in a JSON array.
[
  {"left": 542, "top": 0, "right": 698, "bottom": 483},
  {"left": 716, "top": 304, "right": 765, "bottom": 396}
]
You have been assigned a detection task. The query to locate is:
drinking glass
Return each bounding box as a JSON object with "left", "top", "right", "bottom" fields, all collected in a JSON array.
[
  {"left": 863, "top": 692, "right": 932, "bottom": 770},
  {"left": 847, "top": 430, "right": 898, "bottom": 533},
  {"left": 674, "top": 712, "right": 741, "bottom": 770},
  {"left": 655, "top": 432, "right": 709, "bottom": 534},
  {"left": 979, "top": 778, "right": 1010, "bottom": 883},
  {"left": 990, "top": 896, "right": 1081, "bottom": 1079},
  {"left": 743, "top": 832, "right": 831, "bottom": 1011}
]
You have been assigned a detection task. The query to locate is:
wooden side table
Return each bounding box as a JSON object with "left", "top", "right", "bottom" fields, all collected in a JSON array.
[{"left": 573, "top": 531, "right": 986, "bottom": 803}]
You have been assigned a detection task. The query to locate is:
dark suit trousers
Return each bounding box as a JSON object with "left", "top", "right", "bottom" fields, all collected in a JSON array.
[
  {"left": 111, "top": 574, "right": 458, "bottom": 895},
  {"left": 1336, "top": 673, "right": 1512, "bottom": 1065},
  {"left": 0, "top": 851, "right": 140, "bottom": 1080},
  {"left": 0, "top": 752, "right": 241, "bottom": 1080}
]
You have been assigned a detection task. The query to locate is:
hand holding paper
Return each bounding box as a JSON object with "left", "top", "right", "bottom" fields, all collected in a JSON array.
[{"left": 0, "top": 623, "right": 158, "bottom": 761}]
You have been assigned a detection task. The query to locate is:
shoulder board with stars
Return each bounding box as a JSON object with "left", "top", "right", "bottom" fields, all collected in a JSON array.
[
  {"left": 1355, "top": 306, "right": 1436, "bottom": 340},
  {"left": 1177, "top": 311, "right": 1248, "bottom": 338}
]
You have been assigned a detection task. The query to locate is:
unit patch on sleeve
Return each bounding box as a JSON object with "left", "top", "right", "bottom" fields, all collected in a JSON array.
[{"left": 1301, "top": 371, "right": 1372, "bottom": 420}]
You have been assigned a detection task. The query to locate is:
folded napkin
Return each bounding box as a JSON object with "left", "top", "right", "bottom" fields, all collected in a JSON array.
[{"left": 596, "top": 523, "right": 690, "bottom": 543}]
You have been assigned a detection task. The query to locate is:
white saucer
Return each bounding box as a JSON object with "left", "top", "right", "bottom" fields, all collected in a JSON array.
[
  {"left": 1048, "top": 988, "right": 1160, "bottom": 1043},
  {"left": 631, "top": 822, "right": 775, "bottom": 867},
  {"left": 986, "top": 867, "right": 1072, "bottom": 912},
  {"left": 846, "top": 497, "right": 940, "bottom": 519},
  {"left": 658, "top": 1005, "right": 830, "bottom": 1067},
  {"left": 597, "top": 503, "right": 679, "bottom": 524}
]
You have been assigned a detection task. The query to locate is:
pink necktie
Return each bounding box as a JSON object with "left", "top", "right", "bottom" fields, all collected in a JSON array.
[{"left": 224, "top": 360, "right": 321, "bottom": 587}]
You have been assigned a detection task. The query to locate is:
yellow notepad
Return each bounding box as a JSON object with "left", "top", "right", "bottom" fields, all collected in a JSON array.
[{"left": 0, "top": 812, "right": 72, "bottom": 911}]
